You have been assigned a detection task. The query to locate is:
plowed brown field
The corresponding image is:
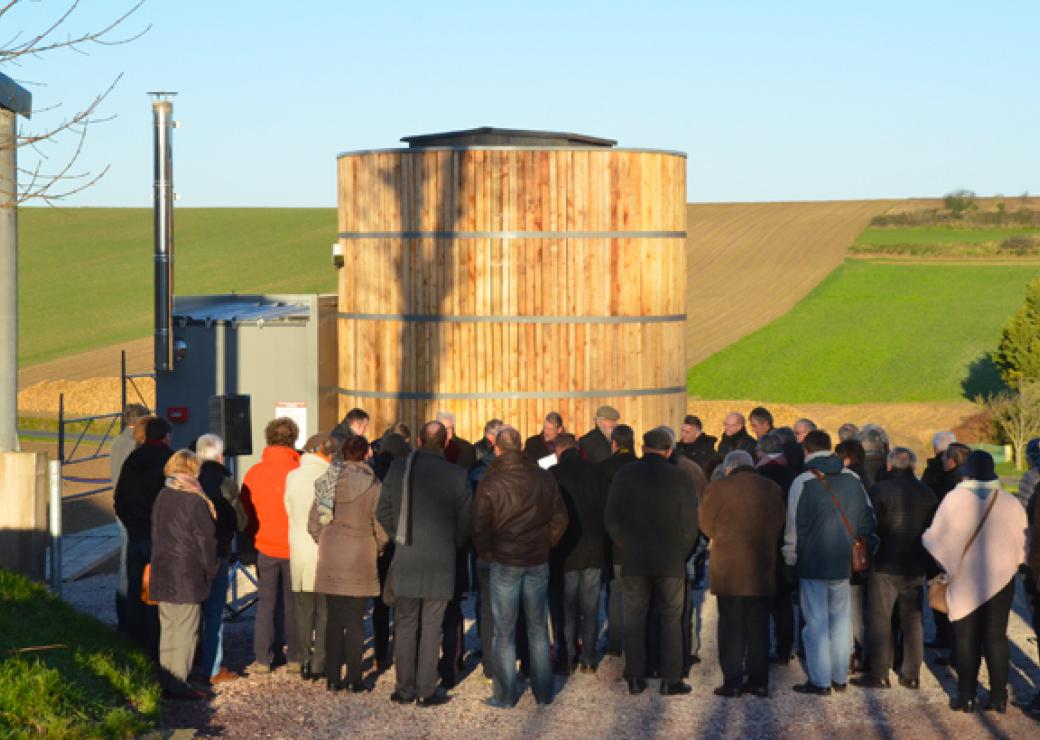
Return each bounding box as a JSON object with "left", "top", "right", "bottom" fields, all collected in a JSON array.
[{"left": 685, "top": 200, "right": 894, "bottom": 365}]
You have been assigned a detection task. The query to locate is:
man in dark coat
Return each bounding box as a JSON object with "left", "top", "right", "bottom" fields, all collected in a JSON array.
[
  {"left": 523, "top": 411, "right": 565, "bottom": 463},
  {"left": 474, "top": 418, "right": 504, "bottom": 468},
  {"left": 701, "top": 451, "right": 785, "bottom": 697},
  {"left": 920, "top": 432, "right": 956, "bottom": 496},
  {"left": 1025, "top": 477, "right": 1040, "bottom": 717},
  {"left": 748, "top": 406, "right": 775, "bottom": 440},
  {"left": 605, "top": 427, "right": 698, "bottom": 697},
  {"left": 851, "top": 448, "right": 937, "bottom": 691},
  {"left": 377, "top": 421, "right": 472, "bottom": 706},
  {"left": 436, "top": 411, "right": 477, "bottom": 470},
  {"left": 578, "top": 405, "right": 620, "bottom": 464},
  {"left": 675, "top": 415, "right": 716, "bottom": 472},
  {"left": 598, "top": 424, "right": 639, "bottom": 656},
  {"left": 329, "top": 407, "right": 369, "bottom": 447},
  {"left": 717, "top": 412, "right": 757, "bottom": 458},
  {"left": 195, "top": 434, "right": 247, "bottom": 685},
  {"left": 114, "top": 417, "right": 174, "bottom": 657},
  {"left": 473, "top": 427, "right": 569, "bottom": 708},
  {"left": 753, "top": 431, "right": 797, "bottom": 665},
  {"left": 549, "top": 434, "right": 608, "bottom": 673},
  {"left": 783, "top": 430, "right": 877, "bottom": 695},
  {"left": 923, "top": 442, "right": 970, "bottom": 658}
]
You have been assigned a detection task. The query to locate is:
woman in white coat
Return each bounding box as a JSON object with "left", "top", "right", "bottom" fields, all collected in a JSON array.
[
  {"left": 284, "top": 434, "right": 339, "bottom": 680},
  {"left": 922, "top": 450, "right": 1027, "bottom": 714}
]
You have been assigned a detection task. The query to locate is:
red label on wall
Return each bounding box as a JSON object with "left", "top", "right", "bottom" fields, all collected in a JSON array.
[{"left": 167, "top": 407, "right": 189, "bottom": 424}]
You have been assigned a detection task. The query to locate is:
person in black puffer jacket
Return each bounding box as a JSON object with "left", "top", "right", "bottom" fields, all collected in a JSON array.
[
  {"left": 851, "top": 449, "right": 937, "bottom": 690},
  {"left": 113, "top": 417, "right": 173, "bottom": 657}
]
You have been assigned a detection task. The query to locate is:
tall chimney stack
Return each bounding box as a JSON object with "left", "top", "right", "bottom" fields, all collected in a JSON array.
[{"left": 149, "top": 92, "right": 176, "bottom": 373}]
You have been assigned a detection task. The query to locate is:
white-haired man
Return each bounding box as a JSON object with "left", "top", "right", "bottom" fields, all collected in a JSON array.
[
  {"left": 921, "top": 431, "right": 956, "bottom": 496},
  {"left": 194, "top": 433, "right": 247, "bottom": 685},
  {"left": 436, "top": 410, "right": 477, "bottom": 470}
]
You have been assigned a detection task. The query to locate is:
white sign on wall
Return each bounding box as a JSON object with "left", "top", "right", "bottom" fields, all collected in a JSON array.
[{"left": 275, "top": 401, "right": 308, "bottom": 439}]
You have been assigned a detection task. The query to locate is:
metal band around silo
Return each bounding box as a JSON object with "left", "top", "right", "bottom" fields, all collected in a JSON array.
[
  {"left": 336, "top": 312, "right": 686, "bottom": 325},
  {"left": 337, "top": 230, "right": 686, "bottom": 240},
  {"left": 336, "top": 386, "right": 686, "bottom": 401}
]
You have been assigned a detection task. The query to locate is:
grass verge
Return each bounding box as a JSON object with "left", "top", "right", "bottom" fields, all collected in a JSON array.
[
  {"left": 0, "top": 569, "right": 159, "bottom": 737},
  {"left": 687, "top": 260, "right": 1040, "bottom": 403}
]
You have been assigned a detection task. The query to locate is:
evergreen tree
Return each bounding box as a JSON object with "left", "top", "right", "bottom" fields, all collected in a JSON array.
[{"left": 994, "top": 276, "right": 1040, "bottom": 387}]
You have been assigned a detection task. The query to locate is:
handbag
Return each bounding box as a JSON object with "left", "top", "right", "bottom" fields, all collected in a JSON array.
[
  {"left": 928, "top": 488, "right": 999, "bottom": 614},
  {"left": 810, "top": 469, "right": 870, "bottom": 573},
  {"left": 381, "top": 561, "right": 398, "bottom": 608},
  {"left": 141, "top": 563, "right": 158, "bottom": 606}
]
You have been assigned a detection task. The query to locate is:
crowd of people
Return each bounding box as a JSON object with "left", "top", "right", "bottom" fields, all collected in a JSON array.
[{"left": 109, "top": 402, "right": 1040, "bottom": 717}]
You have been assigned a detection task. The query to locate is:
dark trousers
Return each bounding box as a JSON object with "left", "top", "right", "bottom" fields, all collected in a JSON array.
[
  {"left": 717, "top": 595, "right": 771, "bottom": 690},
  {"left": 951, "top": 578, "right": 1015, "bottom": 703},
  {"left": 866, "top": 573, "right": 923, "bottom": 681},
  {"left": 325, "top": 595, "right": 367, "bottom": 684},
  {"left": 563, "top": 567, "right": 602, "bottom": 667},
  {"left": 606, "top": 564, "right": 624, "bottom": 652},
  {"left": 439, "top": 597, "right": 464, "bottom": 687},
  {"left": 293, "top": 591, "right": 327, "bottom": 675},
  {"left": 125, "top": 537, "right": 159, "bottom": 659},
  {"left": 254, "top": 552, "right": 297, "bottom": 665},
  {"left": 394, "top": 597, "right": 448, "bottom": 700},
  {"left": 373, "top": 547, "right": 393, "bottom": 665},
  {"left": 770, "top": 578, "right": 796, "bottom": 660},
  {"left": 622, "top": 575, "right": 684, "bottom": 682}
]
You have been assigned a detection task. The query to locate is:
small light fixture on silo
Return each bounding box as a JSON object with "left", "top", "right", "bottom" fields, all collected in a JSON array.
[
  {"left": 332, "top": 242, "right": 344, "bottom": 269},
  {"left": 173, "top": 338, "right": 188, "bottom": 364}
]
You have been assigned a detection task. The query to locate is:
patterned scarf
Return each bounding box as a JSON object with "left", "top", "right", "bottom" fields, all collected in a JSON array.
[{"left": 166, "top": 473, "right": 217, "bottom": 520}]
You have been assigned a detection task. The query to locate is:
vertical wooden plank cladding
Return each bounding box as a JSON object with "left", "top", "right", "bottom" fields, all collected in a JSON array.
[{"left": 337, "top": 147, "right": 686, "bottom": 442}]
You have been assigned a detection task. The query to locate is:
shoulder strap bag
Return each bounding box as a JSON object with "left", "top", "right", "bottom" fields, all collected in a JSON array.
[
  {"left": 928, "top": 488, "right": 999, "bottom": 614},
  {"left": 811, "top": 468, "right": 871, "bottom": 574}
]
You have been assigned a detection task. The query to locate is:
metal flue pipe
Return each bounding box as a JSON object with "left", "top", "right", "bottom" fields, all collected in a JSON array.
[{"left": 150, "top": 92, "right": 176, "bottom": 373}]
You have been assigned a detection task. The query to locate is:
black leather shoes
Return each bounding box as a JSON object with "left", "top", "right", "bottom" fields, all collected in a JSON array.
[
  {"left": 741, "top": 684, "right": 769, "bottom": 698},
  {"left": 850, "top": 676, "right": 891, "bottom": 689},
  {"left": 348, "top": 681, "right": 367, "bottom": 694},
  {"left": 950, "top": 695, "right": 976, "bottom": 713},
  {"left": 713, "top": 685, "right": 741, "bottom": 698},
  {"left": 982, "top": 696, "right": 1007, "bottom": 714},
  {"left": 325, "top": 679, "right": 342, "bottom": 693},
  {"left": 897, "top": 676, "right": 919, "bottom": 690},
  {"left": 578, "top": 663, "right": 596, "bottom": 674},
  {"left": 390, "top": 690, "right": 414, "bottom": 704},
  {"left": 832, "top": 682, "right": 847, "bottom": 693},
  {"left": 416, "top": 691, "right": 451, "bottom": 707},
  {"left": 661, "top": 681, "right": 692, "bottom": 696},
  {"left": 792, "top": 683, "right": 832, "bottom": 696},
  {"left": 627, "top": 677, "right": 648, "bottom": 695}
]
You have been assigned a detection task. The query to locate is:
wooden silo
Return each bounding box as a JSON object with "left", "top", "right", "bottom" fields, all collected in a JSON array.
[{"left": 336, "top": 128, "right": 687, "bottom": 442}]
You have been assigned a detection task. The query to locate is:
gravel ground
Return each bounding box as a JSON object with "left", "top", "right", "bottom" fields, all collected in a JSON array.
[{"left": 63, "top": 573, "right": 1040, "bottom": 738}]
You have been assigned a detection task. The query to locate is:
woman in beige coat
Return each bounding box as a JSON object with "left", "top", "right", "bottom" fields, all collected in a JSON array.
[{"left": 309, "top": 435, "right": 388, "bottom": 692}]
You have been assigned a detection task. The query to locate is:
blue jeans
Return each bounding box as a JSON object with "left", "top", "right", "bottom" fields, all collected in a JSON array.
[
  {"left": 198, "top": 556, "right": 229, "bottom": 678},
  {"left": 490, "top": 562, "right": 553, "bottom": 706},
  {"left": 800, "top": 578, "right": 851, "bottom": 688},
  {"left": 563, "top": 568, "right": 602, "bottom": 667}
]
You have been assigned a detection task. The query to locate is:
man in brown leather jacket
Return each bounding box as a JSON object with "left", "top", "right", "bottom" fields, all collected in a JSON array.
[{"left": 473, "top": 426, "right": 569, "bottom": 708}]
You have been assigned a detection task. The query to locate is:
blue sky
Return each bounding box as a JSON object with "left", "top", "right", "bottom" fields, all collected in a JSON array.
[{"left": 5, "top": 0, "right": 1038, "bottom": 207}]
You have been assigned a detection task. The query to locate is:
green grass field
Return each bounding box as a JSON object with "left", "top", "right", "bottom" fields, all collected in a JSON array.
[
  {"left": 0, "top": 569, "right": 159, "bottom": 736},
  {"left": 855, "top": 226, "right": 1040, "bottom": 246},
  {"left": 20, "top": 207, "right": 337, "bottom": 366},
  {"left": 687, "top": 260, "right": 1040, "bottom": 403},
  {"left": 851, "top": 225, "right": 1040, "bottom": 257}
]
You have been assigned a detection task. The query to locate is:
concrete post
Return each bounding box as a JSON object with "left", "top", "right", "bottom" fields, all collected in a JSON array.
[
  {"left": 0, "top": 106, "right": 16, "bottom": 452},
  {"left": 0, "top": 72, "right": 31, "bottom": 452}
]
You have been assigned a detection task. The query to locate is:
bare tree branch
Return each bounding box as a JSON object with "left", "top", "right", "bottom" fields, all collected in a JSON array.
[{"left": 0, "top": 2, "right": 148, "bottom": 204}]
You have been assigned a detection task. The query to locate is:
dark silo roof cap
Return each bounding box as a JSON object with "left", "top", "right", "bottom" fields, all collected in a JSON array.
[{"left": 401, "top": 127, "right": 617, "bottom": 148}]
